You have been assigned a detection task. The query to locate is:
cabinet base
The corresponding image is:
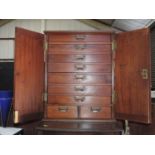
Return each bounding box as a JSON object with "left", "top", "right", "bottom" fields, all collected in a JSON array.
[{"left": 35, "top": 119, "right": 123, "bottom": 135}]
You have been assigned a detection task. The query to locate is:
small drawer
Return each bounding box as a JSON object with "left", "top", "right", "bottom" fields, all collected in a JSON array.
[
  {"left": 47, "top": 33, "right": 111, "bottom": 42},
  {"left": 48, "top": 63, "right": 112, "bottom": 73},
  {"left": 79, "top": 106, "right": 112, "bottom": 119},
  {"left": 47, "top": 105, "right": 78, "bottom": 119},
  {"left": 48, "top": 54, "right": 112, "bottom": 63},
  {"left": 48, "top": 84, "right": 111, "bottom": 96},
  {"left": 48, "top": 95, "right": 111, "bottom": 106},
  {"left": 48, "top": 44, "right": 111, "bottom": 54},
  {"left": 48, "top": 73, "right": 112, "bottom": 84}
]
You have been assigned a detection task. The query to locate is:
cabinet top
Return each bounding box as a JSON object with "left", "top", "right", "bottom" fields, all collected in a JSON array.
[{"left": 44, "top": 31, "right": 113, "bottom": 35}]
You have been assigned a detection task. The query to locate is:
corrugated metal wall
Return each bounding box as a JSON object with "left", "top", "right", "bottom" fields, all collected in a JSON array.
[{"left": 0, "top": 19, "right": 97, "bottom": 59}]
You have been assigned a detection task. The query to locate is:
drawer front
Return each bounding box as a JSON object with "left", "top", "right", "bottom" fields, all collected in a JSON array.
[
  {"left": 47, "top": 105, "right": 78, "bottom": 119},
  {"left": 48, "top": 54, "right": 112, "bottom": 63},
  {"left": 48, "top": 33, "right": 111, "bottom": 42},
  {"left": 48, "top": 85, "right": 111, "bottom": 96},
  {"left": 79, "top": 106, "right": 112, "bottom": 119},
  {"left": 48, "top": 63, "right": 112, "bottom": 73},
  {"left": 48, "top": 95, "right": 111, "bottom": 106},
  {"left": 48, "top": 44, "right": 111, "bottom": 54},
  {"left": 48, "top": 73, "right": 112, "bottom": 84}
]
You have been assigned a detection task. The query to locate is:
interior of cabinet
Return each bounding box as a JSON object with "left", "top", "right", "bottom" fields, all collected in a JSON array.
[{"left": 45, "top": 32, "right": 114, "bottom": 120}]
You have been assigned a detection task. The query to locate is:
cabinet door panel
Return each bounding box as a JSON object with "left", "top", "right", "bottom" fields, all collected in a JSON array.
[
  {"left": 48, "top": 95, "right": 111, "bottom": 106},
  {"left": 115, "top": 28, "right": 151, "bottom": 124},
  {"left": 48, "top": 73, "right": 112, "bottom": 84},
  {"left": 48, "top": 44, "right": 111, "bottom": 54},
  {"left": 48, "top": 54, "right": 112, "bottom": 63},
  {"left": 47, "top": 33, "right": 111, "bottom": 42},
  {"left": 14, "top": 27, "right": 44, "bottom": 124},
  {"left": 48, "top": 63, "right": 111, "bottom": 73},
  {"left": 47, "top": 105, "right": 78, "bottom": 119},
  {"left": 79, "top": 106, "right": 112, "bottom": 119},
  {"left": 48, "top": 84, "right": 111, "bottom": 96}
]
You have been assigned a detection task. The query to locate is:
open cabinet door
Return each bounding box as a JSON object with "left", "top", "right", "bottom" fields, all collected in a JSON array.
[
  {"left": 115, "top": 28, "right": 151, "bottom": 124},
  {"left": 14, "top": 27, "right": 44, "bottom": 124}
]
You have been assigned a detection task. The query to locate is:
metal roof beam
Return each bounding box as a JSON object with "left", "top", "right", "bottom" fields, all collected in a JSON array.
[
  {"left": 78, "top": 19, "right": 120, "bottom": 32},
  {"left": 94, "top": 19, "right": 125, "bottom": 32}
]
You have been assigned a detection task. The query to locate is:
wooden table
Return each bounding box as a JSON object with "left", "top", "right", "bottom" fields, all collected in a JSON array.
[{"left": 36, "top": 119, "right": 123, "bottom": 135}]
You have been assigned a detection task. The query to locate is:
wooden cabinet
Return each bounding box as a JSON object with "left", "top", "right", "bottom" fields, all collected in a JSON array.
[
  {"left": 13, "top": 28, "right": 151, "bottom": 125},
  {"left": 46, "top": 32, "right": 112, "bottom": 120}
]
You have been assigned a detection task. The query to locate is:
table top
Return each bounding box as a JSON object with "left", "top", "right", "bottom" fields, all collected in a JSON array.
[
  {"left": 36, "top": 120, "right": 123, "bottom": 133},
  {"left": 0, "top": 127, "right": 23, "bottom": 135}
]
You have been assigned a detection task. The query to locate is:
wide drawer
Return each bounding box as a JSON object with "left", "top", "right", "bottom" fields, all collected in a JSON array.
[
  {"left": 47, "top": 33, "right": 111, "bottom": 42},
  {"left": 48, "top": 54, "right": 112, "bottom": 63},
  {"left": 47, "top": 105, "right": 78, "bottom": 119},
  {"left": 79, "top": 106, "right": 112, "bottom": 119},
  {"left": 48, "top": 44, "right": 111, "bottom": 54},
  {"left": 48, "top": 95, "right": 111, "bottom": 106},
  {"left": 48, "top": 84, "right": 111, "bottom": 96},
  {"left": 48, "top": 63, "right": 112, "bottom": 73},
  {"left": 48, "top": 73, "right": 112, "bottom": 84}
]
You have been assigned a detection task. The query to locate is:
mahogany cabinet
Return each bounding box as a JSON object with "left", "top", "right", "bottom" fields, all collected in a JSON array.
[{"left": 13, "top": 27, "right": 151, "bottom": 125}]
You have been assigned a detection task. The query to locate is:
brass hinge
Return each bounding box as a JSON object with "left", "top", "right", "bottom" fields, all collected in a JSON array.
[
  {"left": 43, "top": 92, "right": 48, "bottom": 102},
  {"left": 44, "top": 40, "right": 48, "bottom": 62},
  {"left": 112, "top": 40, "right": 117, "bottom": 52},
  {"left": 44, "top": 41, "right": 48, "bottom": 51},
  {"left": 14, "top": 111, "right": 19, "bottom": 124},
  {"left": 112, "top": 90, "right": 117, "bottom": 104}
]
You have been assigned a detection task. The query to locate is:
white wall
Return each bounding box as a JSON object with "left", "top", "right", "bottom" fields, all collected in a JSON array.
[
  {"left": 0, "top": 19, "right": 108, "bottom": 59},
  {"left": 0, "top": 40, "right": 14, "bottom": 60},
  {"left": 45, "top": 19, "right": 96, "bottom": 31},
  {"left": 0, "top": 19, "right": 42, "bottom": 59}
]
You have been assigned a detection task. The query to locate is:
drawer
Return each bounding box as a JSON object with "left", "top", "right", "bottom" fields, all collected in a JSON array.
[
  {"left": 47, "top": 105, "right": 78, "bottom": 119},
  {"left": 48, "top": 73, "right": 112, "bottom": 84},
  {"left": 48, "top": 54, "right": 112, "bottom": 63},
  {"left": 79, "top": 106, "right": 112, "bottom": 119},
  {"left": 48, "top": 95, "right": 111, "bottom": 106},
  {"left": 48, "top": 84, "right": 111, "bottom": 96},
  {"left": 48, "top": 44, "right": 111, "bottom": 54},
  {"left": 48, "top": 63, "right": 112, "bottom": 73},
  {"left": 47, "top": 33, "right": 111, "bottom": 42}
]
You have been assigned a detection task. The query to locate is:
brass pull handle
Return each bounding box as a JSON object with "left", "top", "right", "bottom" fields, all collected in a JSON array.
[
  {"left": 91, "top": 107, "right": 101, "bottom": 113},
  {"left": 74, "top": 85, "right": 85, "bottom": 91},
  {"left": 75, "top": 55, "right": 85, "bottom": 60},
  {"left": 75, "top": 64, "right": 86, "bottom": 70},
  {"left": 58, "top": 107, "right": 68, "bottom": 112},
  {"left": 75, "top": 35, "right": 86, "bottom": 40},
  {"left": 74, "top": 74, "right": 86, "bottom": 80},
  {"left": 74, "top": 96, "right": 85, "bottom": 102},
  {"left": 74, "top": 44, "right": 86, "bottom": 50},
  {"left": 141, "top": 69, "right": 148, "bottom": 79}
]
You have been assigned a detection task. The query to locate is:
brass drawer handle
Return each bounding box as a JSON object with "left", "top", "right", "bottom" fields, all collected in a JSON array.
[
  {"left": 74, "top": 74, "right": 86, "bottom": 80},
  {"left": 75, "top": 35, "right": 86, "bottom": 40},
  {"left": 58, "top": 106, "right": 68, "bottom": 112},
  {"left": 75, "top": 55, "right": 85, "bottom": 60},
  {"left": 74, "top": 44, "right": 86, "bottom": 50},
  {"left": 74, "top": 96, "right": 85, "bottom": 102},
  {"left": 91, "top": 107, "right": 101, "bottom": 113},
  {"left": 75, "top": 64, "right": 86, "bottom": 70},
  {"left": 74, "top": 85, "right": 86, "bottom": 91}
]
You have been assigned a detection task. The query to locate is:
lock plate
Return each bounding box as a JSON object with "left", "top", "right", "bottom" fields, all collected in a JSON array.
[{"left": 141, "top": 69, "right": 148, "bottom": 80}]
